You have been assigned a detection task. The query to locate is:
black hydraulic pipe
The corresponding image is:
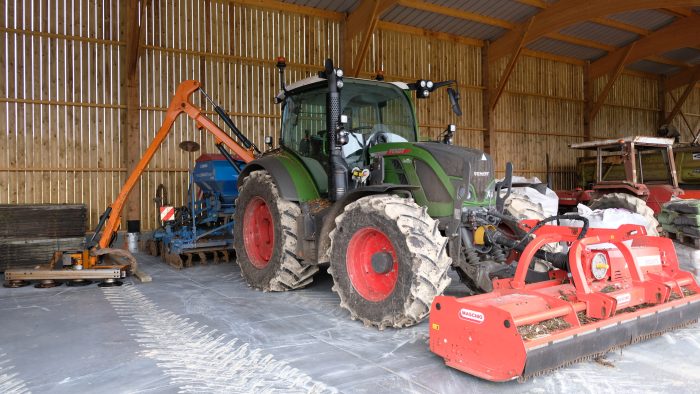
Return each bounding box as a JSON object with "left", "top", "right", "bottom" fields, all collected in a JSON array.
[
  {"left": 216, "top": 143, "right": 242, "bottom": 174},
  {"left": 200, "top": 88, "right": 260, "bottom": 154},
  {"left": 89, "top": 206, "right": 112, "bottom": 245},
  {"left": 490, "top": 215, "right": 590, "bottom": 271}
]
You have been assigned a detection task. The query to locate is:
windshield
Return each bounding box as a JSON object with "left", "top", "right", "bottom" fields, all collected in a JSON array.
[
  {"left": 340, "top": 80, "right": 417, "bottom": 165},
  {"left": 281, "top": 79, "right": 417, "bottom": 169}
]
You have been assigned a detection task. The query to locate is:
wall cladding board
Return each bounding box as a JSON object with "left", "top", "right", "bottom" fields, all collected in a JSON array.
[
  {"left": 2, "top": 0, "right": 699, "bottom": 230},
  {"left": 667, "top": 87, "right": 700, "bottom": 142},
  {"left": 1, "top": 0, "right": 124, "bottom": 228}
]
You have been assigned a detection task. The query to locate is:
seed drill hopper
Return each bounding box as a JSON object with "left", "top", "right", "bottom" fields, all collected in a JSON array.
[{"left": 429, "top": 221, "right": 700, "bottom": 381}]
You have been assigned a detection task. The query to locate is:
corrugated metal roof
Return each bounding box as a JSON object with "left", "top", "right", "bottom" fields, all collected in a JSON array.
[
  {"left": 661, "top": 48, "right": 700, "bottom": 65},
  {"left": 560, "top": 21, "right": 639, "bottom": 48},
  {"left": 383, "top": 5, "right": 506, "bottom": 40},
  {"left": 607, "top": 10, "right": 676, "bottom": 30},
  {"left": 527, "top": 37, "right": 607, "bottom": 61},
  {"left": 279, "top": 0, "right": 359, "bottom": 13},
  {"left": 627, "top": 60, "right": 680, "bottom": 75},
  {"left": 426, "top": 0, "right": 539, "bottom": 24}
]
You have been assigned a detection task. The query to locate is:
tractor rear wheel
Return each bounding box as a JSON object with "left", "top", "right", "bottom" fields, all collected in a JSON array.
[
  {"left": 589, "top": 192, "right": 659, "bottom": 236},
  {"left": 328, "top": 195, "right": 452, "bottom": 329},
  {"left": 233, "top": 171, "right": 318, "bottom": 291}
]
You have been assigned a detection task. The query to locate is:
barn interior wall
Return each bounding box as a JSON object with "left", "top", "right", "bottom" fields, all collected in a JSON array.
[{"left": 1, "top": 0, "right": 698, "bottom": 229}]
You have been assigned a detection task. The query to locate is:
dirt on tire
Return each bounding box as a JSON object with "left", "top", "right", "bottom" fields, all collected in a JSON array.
[
  {"left": 589, "top": 192, "right": 660, "bottom": 236},
  {"left": 233, "top": 170, "right": 318, "bottom": 291},
  {"left": 328, "top": 194, "right": 452, "bottom": 329}
]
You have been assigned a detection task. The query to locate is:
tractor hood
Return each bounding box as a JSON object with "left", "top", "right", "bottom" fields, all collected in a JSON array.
[{"left": 416, "top": 142, "right": 495, "bottom": 202}]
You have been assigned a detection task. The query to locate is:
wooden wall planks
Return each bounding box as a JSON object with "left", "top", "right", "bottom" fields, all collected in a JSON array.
[{"left": 1, "top": 0, "right": 698, "bottom": 229}]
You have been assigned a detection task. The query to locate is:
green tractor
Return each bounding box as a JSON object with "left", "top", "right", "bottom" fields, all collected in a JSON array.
[{"left": 233, "top": 58, "right": 557, "bottom": 329}]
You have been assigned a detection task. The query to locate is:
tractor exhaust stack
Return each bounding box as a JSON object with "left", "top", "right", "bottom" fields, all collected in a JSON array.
[{"left": 429, "top": 223, "right": 700, "bottom": 381}]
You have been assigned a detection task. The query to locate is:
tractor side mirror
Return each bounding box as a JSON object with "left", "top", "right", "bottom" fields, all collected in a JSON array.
[{"left": 447, "top": 87, "right": 462, "bottom": 116}]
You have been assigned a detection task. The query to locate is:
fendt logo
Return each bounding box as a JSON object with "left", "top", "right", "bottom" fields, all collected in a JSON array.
[{"left": 459, "top": 308, "right": 485, "bottom": 324}]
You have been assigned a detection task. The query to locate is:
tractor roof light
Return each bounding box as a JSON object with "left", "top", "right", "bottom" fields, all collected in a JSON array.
[{"left": 426, "top": 80, "right": 434, "bottom": 89}]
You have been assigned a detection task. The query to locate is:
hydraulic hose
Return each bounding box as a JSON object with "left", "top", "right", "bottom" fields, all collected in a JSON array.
[{"left": 489, "top": 215, "right": 590, "bottom": 271}]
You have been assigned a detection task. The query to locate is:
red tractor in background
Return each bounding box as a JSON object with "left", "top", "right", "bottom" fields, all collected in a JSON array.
[{"left": 556, "top": 136, "right": 700, "bottom": 234}]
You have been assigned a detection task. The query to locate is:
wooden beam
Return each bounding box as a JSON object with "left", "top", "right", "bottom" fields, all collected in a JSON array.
[
  {"left": 518, "top": 0, "right": 656, "bottom": 37},
  {"left": 397, "top": 0, "right": 515, "bottom": 29},
  {"left": 343, "top": 0, "right": 397, "bottom": 77},
  {"left": 659, "top": 7, "right": 695, "bottom": 17},
  {"left": 658, "top": 76, "right": 667, "bottom": 129},
  {"left": 668, "top": 90, "right": 695, "bottom": 132},
  {"left": 647, "top": 55, "right": 693, "bottom": 68},
  {"left": 665, "top": 64, "right": 700, "bottom": 91},
  {"left": 546, "top": 32, "right": 616, "bottom": 52},
  {"left": 489, "top": 0, "right": 700, "bottom": 63},
  {"left": 589, "top": 14, "right": 700, "bottom": 79},
  {"left": 591, "top": 17, "right": 653, "bottom": 36},
  {"left": 482, "top": 45, "right": 495, "bottom": 158},
  {"left": 377, "top": 21, "right": 484, "bottom": 47},
  {"left": 590, "top": 44, "right": 635, "bottom": 119},
  {"left": 233, "top": 0, "right": 344, "bottom": 20},
  {"left": 124, "top": 0, "right": 147, "bottom": 222},
  {"left": 490, "top": 18, "right": 533, "bottom": 110},
  {"left": 584, "top": 62, "right": 592, "bottom": 142},
  {"left": 665, "top": 69, "right": 700, "bottom": 124}
]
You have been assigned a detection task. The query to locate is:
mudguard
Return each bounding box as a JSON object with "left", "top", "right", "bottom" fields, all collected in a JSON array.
[{"left": 238, "top": 154, "right": 320, "bottom": 202}]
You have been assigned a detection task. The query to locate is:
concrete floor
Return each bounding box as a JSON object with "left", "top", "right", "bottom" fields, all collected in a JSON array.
[{"left": 1, "top": 250, "right": 700, "bottom": 394}]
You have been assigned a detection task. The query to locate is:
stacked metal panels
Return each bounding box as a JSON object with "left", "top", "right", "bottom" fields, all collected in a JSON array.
[{"left": 0, "top": 205, "right": 87, "bottom": 271}]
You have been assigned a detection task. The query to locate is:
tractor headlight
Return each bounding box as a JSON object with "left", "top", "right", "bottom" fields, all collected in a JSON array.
[
  {"left": 591, "top": 252, "right": 609, "bottom": 280},
  {"left": 336, "top": 69, "right": 344, "bottom": 77},
  {"left": 426, "top": 80, "right": 434, "bottom": 89},
  {"left": 337, "top": 80, "right": 344, "bottom": 89},
  {"left": 419, "top": 80, "right": 427, "bottom": 88}
]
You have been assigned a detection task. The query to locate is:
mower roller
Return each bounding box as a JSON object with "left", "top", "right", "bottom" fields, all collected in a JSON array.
[{"left": 429, "top": 221, "right": 700, "bottom": 382}]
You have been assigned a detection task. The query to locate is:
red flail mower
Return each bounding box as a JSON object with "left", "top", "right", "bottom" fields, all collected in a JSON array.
[{"left": 429, "top": 222, "right": 700, "bottom": 382}]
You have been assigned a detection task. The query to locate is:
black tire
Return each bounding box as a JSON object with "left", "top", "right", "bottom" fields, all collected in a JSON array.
[
  {"left": 328, "top": 195, "right": 451, "bottom": 329},
  {"left": 589, "top": 192, "right": 659, "bottom": 236},
  {"left": 233, "top": 171, "right": 318, "bottom": 291}
]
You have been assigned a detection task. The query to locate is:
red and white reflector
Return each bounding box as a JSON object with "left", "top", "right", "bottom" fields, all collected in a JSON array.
[{"left": 160, "top": 206, "right": 175, "bottom": 222}]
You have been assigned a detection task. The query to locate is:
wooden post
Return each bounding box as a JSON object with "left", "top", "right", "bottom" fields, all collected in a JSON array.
[
  {"left": 583, "top": 62, "right": 592, "bottom": 142},
  {"left": 123, "top": 0, "right": 145, "bottom": 223},
  {"left": 481, "top": 45, "right": 495, "bottom": 161},
  {"left": 658, "top": 76, "right": 666, "bottom": 129}
]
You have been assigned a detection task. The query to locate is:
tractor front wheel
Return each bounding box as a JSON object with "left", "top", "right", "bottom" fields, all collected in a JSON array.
[
  {"left": 329, "top": 195, "right": 452, "bottom": 329},
  {"left": 233, "top": 171, "right": 318, "bottom": 291}
]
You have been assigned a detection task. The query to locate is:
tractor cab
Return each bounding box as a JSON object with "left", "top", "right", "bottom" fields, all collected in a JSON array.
[
  {"left": 276, "top": 75, "right": 418, "bottom": 193},
  {"left": 571, "top": 136, "right": 682, "bottom": 212}
]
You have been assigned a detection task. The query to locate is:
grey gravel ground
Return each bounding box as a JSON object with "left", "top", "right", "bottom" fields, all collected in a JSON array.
[{"left": 1, "top": 249, "right": 699, "bottom": 394}]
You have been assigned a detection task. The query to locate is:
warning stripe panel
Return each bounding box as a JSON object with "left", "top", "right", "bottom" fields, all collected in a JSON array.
[{"left": 160, "top": 206, "right": 175, "bottom": 221}]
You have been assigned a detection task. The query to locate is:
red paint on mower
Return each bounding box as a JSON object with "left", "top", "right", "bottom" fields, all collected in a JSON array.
[{"left": 429, "top": 222, "right": 700, "bottom": 382}]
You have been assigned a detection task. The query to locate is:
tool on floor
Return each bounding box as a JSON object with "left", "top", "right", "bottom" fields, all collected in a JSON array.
[
  {"left": 429, "top": 221, "right": 700, "bottom": 381},
  {"left": 3, "top": 81, "right": 256, "bottom": 287}
]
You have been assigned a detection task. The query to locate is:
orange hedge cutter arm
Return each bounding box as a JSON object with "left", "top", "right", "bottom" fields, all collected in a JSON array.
[{"left": 97, "top": 80, "right": 256, "bottom": 250}]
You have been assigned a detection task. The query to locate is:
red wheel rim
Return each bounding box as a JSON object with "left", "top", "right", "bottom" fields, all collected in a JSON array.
[
  {"left": 346, "top": 227, "right": 398, "bottom": 302},
  {"left": 243, "top": 197, "right": 274, "bottom": 269}
]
